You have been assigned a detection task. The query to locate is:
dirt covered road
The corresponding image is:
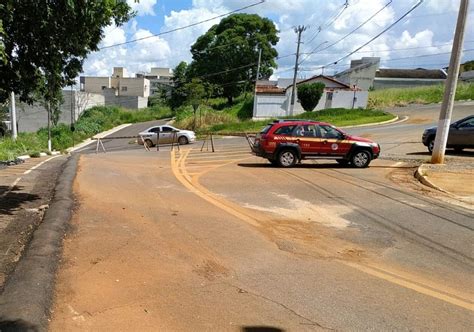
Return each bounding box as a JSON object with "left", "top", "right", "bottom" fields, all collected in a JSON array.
[{"left": 50, "top": 141, "right": 473, "bottom": 331}]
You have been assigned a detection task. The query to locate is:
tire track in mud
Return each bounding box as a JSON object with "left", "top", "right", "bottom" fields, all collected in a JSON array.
[{"left": 170, "top": 148, "right": 474, "bottom": 311}]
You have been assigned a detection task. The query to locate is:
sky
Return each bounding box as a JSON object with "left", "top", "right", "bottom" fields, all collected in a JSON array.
[{"left": 82, "top": 0, "right": 474, "bottom": 79}]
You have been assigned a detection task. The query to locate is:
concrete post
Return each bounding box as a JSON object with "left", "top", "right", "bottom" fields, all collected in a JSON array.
[
  {"left": 9, "top": 92, "right": 18, "bottom": 141},
  {"left": 431, "top": 0, "right": 470, "bottom": 164}
]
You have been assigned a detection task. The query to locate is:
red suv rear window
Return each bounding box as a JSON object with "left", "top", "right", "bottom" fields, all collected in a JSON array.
[{"left": 260, "top": 124, "right": 273, "bottom": 134}]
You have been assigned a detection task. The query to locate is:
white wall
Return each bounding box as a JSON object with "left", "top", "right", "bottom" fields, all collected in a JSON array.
[
  {"left": 253, "top": 94, "right": 288, "bottom": 118},
  {"left": 17, "top": 91, "right": 105, "bottom": 132},
  {"left": 330, "top": 91, "right": 368, "bottom": 109},
  {"left": 254, "top": 89, "right": 369, "bottom": 118},
  {"left": 82, "top": 77, "right": 111, "bottom": 94}
]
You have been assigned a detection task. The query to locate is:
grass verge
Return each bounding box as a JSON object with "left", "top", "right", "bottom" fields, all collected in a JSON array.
[
  {"left": 368, "top": 83, "right": 474, "bottom": 109},
  {"left": 175, "top": 106, "right": 395, "bottom": 135},
  {"left": 0, "top": 104, "right": 173, "bottom": 161}
]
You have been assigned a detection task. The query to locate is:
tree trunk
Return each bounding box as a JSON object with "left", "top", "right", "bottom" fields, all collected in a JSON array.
[{"left": 227, "top": 95, "right": 233, "bottom": 104}]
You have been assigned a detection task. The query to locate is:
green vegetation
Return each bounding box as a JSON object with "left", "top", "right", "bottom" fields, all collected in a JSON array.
[
  {"left": 0, "top": 104, "right": 173, "bottom": 161},
  {"left": 297, "top": 83, "right": 325, "bottom": 112},
  {"left": 174, "top": 96, "right": 395, "bottom": 135},
  {"left": 1, "top": 1, "right": 132, "bottom": 105},
  {"left": 368, "top": 83, "right": 474, "bottom": 109},
  {"left": 189, "top": 13, "right": 279, "bottom": 103}
]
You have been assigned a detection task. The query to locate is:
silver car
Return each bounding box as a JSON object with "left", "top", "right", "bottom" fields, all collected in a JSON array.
[{"left": 138, "top": 125, "right": 196, "bottom": 147}]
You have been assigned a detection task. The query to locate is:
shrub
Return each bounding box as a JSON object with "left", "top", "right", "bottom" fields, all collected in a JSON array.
[
  {"left": 29, "top": 151, "right": 41, "bottom": 158},
  {"left": 297, "top": 82, "right": 325, "bottom": 112}
]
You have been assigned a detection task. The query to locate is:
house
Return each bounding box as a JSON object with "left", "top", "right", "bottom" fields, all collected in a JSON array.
[
  {"left": 334, "top": 57, "right": 448, "bottom": 90},
  {"left": 253, "top": 75, "right": 368, "bottom": 119},
  {"left": 136, "top": 67, "right": 174, "bottom": 96},
  {"left": 334, "top": 57, "right": 380, "bottom": 91},
  {"left": 80, "top": 67, "right": 150, "bottom": 109}
]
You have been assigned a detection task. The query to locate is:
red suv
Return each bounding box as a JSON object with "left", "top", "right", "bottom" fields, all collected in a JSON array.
[{"left": 252, "top": 120, "right": 380, "bottom": 168}]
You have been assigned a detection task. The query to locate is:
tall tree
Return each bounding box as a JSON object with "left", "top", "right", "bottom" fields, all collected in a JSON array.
[
  {"left": 169, "top": 61, "right": 189, "bottom": 109},
  {"left": 0, "top": 0, "right": 133, "bottom": 106},
  {"left": 184, "top": 78, "right": 206, "bottom": 129},
  {"left": 190, "top": 13, "right": 279, "bottom": 103}
]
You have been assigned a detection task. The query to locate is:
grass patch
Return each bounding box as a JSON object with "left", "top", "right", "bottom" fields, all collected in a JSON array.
[
  {"left": 0, "top": 104, "right": 173, "bottom": 161},
  {"left": 368, "top": 83, "right": 474, "bottom": 109},
  {"left": 175, "top": 107, "right": 395, "bottom": 135}
]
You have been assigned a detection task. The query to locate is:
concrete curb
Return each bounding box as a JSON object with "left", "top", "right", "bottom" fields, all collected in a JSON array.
[
  {"left": 18, "top": 151, "right": 61, "bottom": 161},
  {"left": 414, "top": 164, "right": 450, "bottom": 194},
  {"left": 0, "top": 155, "right": 79, "bottom": 331},
  {"left": 340, "top": 115, "right": 404, "bottom": 129}
]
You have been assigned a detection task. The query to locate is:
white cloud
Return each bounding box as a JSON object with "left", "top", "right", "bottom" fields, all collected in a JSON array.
[
  {"left": 424, "top": 0, "right": 460, "bottom": 13},
  {"left": 81, "top": 0, "right": 472, "bottom": 79},
  {"left": 127, "top": 0, "right": 157, "bottom": 16},
  {"left": 100, "top": 25, "right": 127, "bottom": 47},
  {"left": 83, "top": 22, "right": 171, "bottom": 77},
  {"left": 161, "top": 6, "right": 228, "bottom": 64}
]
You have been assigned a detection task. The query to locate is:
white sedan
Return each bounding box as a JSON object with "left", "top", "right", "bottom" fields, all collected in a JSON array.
[{"left": 138, "top": 125, "right": 196, "bottom": 147}]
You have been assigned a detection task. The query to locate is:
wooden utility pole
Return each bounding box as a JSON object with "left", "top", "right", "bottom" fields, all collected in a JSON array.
[
  {"left": 289, "top": 25, "right": 306, "bottom": 116},
  {"left": 431, "top": 0, "right": 470, "bottom": 164}
]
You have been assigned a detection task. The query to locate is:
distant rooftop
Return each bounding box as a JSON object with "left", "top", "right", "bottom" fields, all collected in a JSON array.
[{"left": 376, "top": 68, "right": 447, "bottom": 79}]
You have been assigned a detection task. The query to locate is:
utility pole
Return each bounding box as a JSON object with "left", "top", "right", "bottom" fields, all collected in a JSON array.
[
  {"left": 289, "top": 25, "right": 306, "bottom": 116},
  {"left": 9, "top": 92, "right": 17, "bottom": 141},
  {"left": 253, "top": 47, "right": 262, "bottom": 118},
  {"left": 431, "top": 0, "right": 469, "bottom": 164}
]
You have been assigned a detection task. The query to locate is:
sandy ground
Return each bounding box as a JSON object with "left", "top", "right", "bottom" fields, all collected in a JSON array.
[{"left": 50, "top": 144, "right": 473, "bottom": 331}]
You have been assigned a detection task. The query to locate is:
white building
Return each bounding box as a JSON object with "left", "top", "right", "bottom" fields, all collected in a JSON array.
[
  {"left": 80, "top": 67, "right": 150, "bottom": 109},
  {"left": 136, "top": 67, "right": 174, "bottom": 96},
  {"left": 253, "top": 75, "right": 368, "bottom": 119}
]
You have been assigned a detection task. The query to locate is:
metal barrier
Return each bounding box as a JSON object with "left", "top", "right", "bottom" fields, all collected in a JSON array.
[
  {"left": 93, "top": 131, "right": 180, "bottom": 154},
  {"left": 92, "top": 131, "right": 256, "bottom": 154}
]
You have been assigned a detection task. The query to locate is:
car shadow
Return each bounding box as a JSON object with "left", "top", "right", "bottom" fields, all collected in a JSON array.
[
  {"left": 241, "top": 326, "right": 285, "bottom": 332},
  {"left": 237, "top": 162, "right": 349, "bottom": 169},
  {"left": 0, "top": 185, "right": 40, "bottom": 215},
  {"left": 0, "top": 319, "right": 39, "bottom": 331},
  {"left": 406, "top": 150, "right": 474, "bottom": 157}
]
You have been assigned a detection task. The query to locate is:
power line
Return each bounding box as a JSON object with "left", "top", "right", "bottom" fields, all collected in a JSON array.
[
  {"left": 99, "top": 0, "right": 265, "bottom": 50},
  {"left": 383, "top": 48, "right": 474, "bottom": 62},
  {"left": 299, "top": 40, "right": 474, "bottom": 56},
  {"left": 326, "top": 0, "right": 425, "bottom": 68},
  {"left": 298, "top": 49, "right": 474, "bottom": 72},
  {"left": 299, "top": 0, "right": 393, "bottom": 66},
  {"left": 304, "top": 0, "right": 349, "bottom": 46}
]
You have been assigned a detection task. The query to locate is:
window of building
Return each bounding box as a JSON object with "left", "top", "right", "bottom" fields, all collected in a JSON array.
[
  {"left": 121, "top": 86, "right": 128, "bottom": 92},
  {"left": 101, "top": 86, "right": 106, "bottom": 90}
]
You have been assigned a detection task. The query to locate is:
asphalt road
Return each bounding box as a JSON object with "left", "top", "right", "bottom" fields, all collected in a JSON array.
[
  {"left": 50, "top": 104, "right": 473, "bottom": 331},
  {"left": 74, "top": 118, "right": 170, "bottom": 154}
]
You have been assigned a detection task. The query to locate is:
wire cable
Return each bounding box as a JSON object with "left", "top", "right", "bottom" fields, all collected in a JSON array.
[
  {"left": 299, "top": 0, "right": 393, "bottom": 66},
  {"left": 327, "top": 0, "right": 425, "bottom": 68},
  {"left": 99, "top": 0, "right": 265, "bottom": 50}
]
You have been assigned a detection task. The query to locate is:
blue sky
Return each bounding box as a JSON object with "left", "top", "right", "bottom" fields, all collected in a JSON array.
[{"left": 82, "top": 0, "right": 473, "bottom": 79}]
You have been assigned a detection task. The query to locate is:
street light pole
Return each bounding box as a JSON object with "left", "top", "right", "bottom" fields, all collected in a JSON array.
[{"left": 431, "top": 0, "right": 470, "bottom": 164}]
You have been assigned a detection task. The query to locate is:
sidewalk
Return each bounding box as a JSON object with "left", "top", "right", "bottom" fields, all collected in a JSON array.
[{"left": 416, "top": 162, "right": 474, "bottom": 205}]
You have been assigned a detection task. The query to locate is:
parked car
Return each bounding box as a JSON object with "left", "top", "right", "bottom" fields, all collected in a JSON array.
[
  {"left": 138, "top": 125, "right": 195, "bottom": 147},
  {"left": 252, "top": 120, "right": 380, "bottom": 168},
  {"left": 422, "top": 115, "right": 474, "bottom": 153}
]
